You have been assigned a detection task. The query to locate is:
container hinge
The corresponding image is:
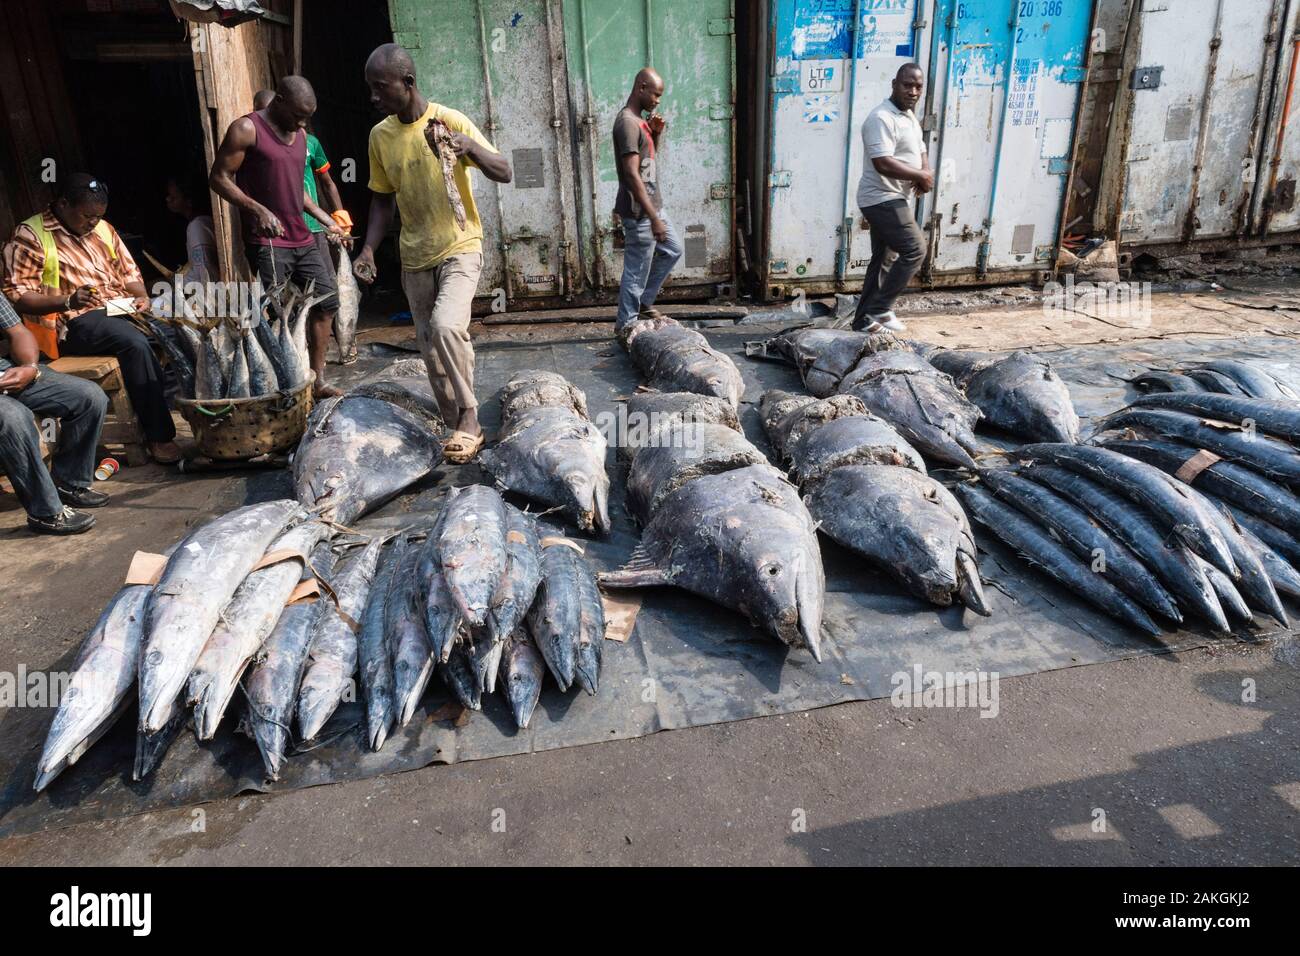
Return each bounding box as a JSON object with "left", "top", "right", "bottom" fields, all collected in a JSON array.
[
  {"left": 708, "top": 17, "right": 734, "bottom": 36},
  {"left": 922, "top": 113, "right": 938, "bottom": 131},
  {"left": 1130, "top": 66, "right": 1163, "bottom": 90},
  {"left": 770, "top": 171, "right": 792, "bottom": 188},
  {"left": 709, "top": 104, "right": 734, "bottom": 121},
  {"left": 710, "top": 183, "right": 733, "bottom": 200},
  {"left": 392, "top": 31, "right": 421, "bottom": 50},
  {"left": 1061, "top": 65, "right": 1087, "bottom": 83},
  {"left": 1048, "top": 157, "right": 1071, "bottom": 175}
]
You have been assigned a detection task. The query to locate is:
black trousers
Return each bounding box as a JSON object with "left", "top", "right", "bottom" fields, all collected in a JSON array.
[
  {"left": 62, "top": 309, "right": 176, "bottom": 442},
  {"left": 853, "top": 198, "right": 926, "bottom": 328}
]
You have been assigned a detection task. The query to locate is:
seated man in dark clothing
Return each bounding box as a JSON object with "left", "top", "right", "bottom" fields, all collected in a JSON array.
[
  {"left": 1, "top": 174, "right": 181, "bottom": 464},
  {"left": 0, "top": 294, "right": 108, "bottom": 535}
]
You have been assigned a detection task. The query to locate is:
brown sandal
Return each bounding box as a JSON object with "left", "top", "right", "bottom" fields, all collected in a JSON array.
[{"left": 443, "top": 430, "right": 485, "bottom": 464}]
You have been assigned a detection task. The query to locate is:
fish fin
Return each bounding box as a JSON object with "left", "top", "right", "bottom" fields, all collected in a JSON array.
[{"left": 599, "top": 546, "right": 669, "bottom": 589}]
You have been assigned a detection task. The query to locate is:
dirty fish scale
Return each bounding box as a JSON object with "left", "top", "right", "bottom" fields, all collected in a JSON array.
[
  {"left": 625, "top": 421, "right": 768, "bottom": 525},
  {"left": 927, "top": 348, "right": 1080, "bottom": 444},
  {"left": 138, "top": 499, "right": 303, "bottom": 734}
]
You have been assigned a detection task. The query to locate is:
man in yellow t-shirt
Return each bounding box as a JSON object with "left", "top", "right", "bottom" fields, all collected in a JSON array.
[{"left": 354, "top": 43, "right": 512, "bottom": 464}]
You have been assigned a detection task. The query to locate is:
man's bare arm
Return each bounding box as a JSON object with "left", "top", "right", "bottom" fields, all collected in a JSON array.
[{"left": 209, "top": 117, "right": 284, "bottom": 237}]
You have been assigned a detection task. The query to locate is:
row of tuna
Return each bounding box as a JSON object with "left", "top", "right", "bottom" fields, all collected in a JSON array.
[
  {"left": 963, "top": 387, "right": 1300, "bottom": 635},
  {"left": 34, "top": 484, "right": 607, "bottom": 789},
  {"left": 750, "top": 327, "right": 1080, "bottom": 468}
]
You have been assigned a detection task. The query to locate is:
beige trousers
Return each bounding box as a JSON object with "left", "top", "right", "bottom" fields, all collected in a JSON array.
[{"left": 401, "top": 252, "right": 483, "bottom": 424}]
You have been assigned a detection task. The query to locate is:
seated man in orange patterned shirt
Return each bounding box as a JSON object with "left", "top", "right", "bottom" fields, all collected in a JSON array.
[{"left": 2, "top": 174, "right": 181, "bottom": 464}]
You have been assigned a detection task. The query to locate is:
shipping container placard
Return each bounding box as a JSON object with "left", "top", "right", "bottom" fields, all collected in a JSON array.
[{"left": 780, "top": 0, "right": 916, "bottom": 61}]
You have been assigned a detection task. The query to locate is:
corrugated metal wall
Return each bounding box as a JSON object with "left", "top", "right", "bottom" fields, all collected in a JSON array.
[
  {"left": 387, "top": 0, "right": 737, "bottom": 304},
  {"left": 758, "top": 0, "right": 1093, "bottom": 298}
]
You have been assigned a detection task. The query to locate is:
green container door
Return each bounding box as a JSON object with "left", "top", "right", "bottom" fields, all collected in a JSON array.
[
  {"left": 563, "top": 0, "right": 736, "bottom": 293},
  {"left": 390, "top": 0, "right": 583, "bottom": 301}
]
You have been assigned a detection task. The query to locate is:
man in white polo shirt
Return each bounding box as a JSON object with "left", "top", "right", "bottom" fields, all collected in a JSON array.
[{"left": 852, "top": 63, "right": 932, "bottom": 333}]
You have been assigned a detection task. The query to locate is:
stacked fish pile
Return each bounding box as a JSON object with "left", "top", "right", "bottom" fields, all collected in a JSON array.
[
  {"left": 480, "top": 370, "right": 611, "bottom": 534},
  {"left": 758, "top": 390, "right": 990, "bottom": 614},
  {"left": 601, "top": 392, "right": 827, "bottom": 660},
  {"left": 621, "top": 314, "right": 744, "bottom": 407},
  {"left": 34, "top": 483, "right": 608, "bottom": 788},
  {"left": 964, "top": 424, "right": 1296, "bottom": 635},
  {"left": 755, "top": 329, "right": 985, "bottom": 468}
]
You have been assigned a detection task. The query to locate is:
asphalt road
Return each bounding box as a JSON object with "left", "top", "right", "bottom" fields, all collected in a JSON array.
[{"left": 2, "top": 635, "right": 1295, "bottom": 865}]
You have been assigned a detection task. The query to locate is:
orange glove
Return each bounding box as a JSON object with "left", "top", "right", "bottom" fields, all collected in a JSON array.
[{"left": 331, "top": 210, "right": 354, "bottom": 232}]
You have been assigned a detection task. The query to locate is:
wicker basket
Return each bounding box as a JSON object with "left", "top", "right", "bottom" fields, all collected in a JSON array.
[{"left": 177, "top": 373, "right": 315, "bottom": 462}]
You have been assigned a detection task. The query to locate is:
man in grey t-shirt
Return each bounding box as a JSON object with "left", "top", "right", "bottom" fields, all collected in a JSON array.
[
  {"left": 852, "top": 63, "right": 933, "bottom": 333},
  {"left": 613, "top": 67, "right": 682, "bottom": 331}
]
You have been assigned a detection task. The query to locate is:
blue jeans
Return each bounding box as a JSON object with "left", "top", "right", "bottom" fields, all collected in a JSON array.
[
  {"left": 617, "top": 212, "right": 683, "bottom": 329},
  {"left": 0, "top": 358, "right": 107, "bottom": 518}
]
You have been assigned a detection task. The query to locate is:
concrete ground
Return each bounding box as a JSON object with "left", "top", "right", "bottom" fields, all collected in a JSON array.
[
  {"left": 2, "top": 287, "right": 1299, "bottom": 865},
  {"left": 1, "top": 639, "right": 1296, "bottom": 865}
]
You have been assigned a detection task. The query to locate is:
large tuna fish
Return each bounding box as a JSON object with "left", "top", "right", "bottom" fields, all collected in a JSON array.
[
  {"left": 838, "top": 350, "right": 984, "bottom": 469},
  {"left": 1130, "top": 370, "right": 1207, "bottom": 393},
  {"left": 479, "top": 371, "right": 611, "bottom": 534},
  {"left": 1127, "top": 391, "right": 1300, "bottom": 444},
  {"left": 34, "top": 585, "right": 151, "bottom": 791},
  {"left": 394, "top": 537, "right": 442, "bottom": 725},
  {"left": 620, "top": 391, "right": 741, "bottom": 460},
  {"left": 358, "top": 535, "right": 405, "bottom": 750},
  {"left": 486, "top": 505, "right": 543, "bottom": 645},
  {"left": 1101, "top": 439, "right": 1300, "bottom": 537},
  {"left": 1019, "top": 463, "right": 1230, "bottom": 633},
  {"left": 601, "top": 464, "right": 826, "bottom": 659},
  {"left": 334, "top": 244, "right": 361, "bottom": 365},
  {"left": 293, "top": 378, "right": 444, "bottom": 525},
  {"left": 759, "top": 390, "right": 924, "bottom": 480},
  {"left": 758, "top": 391, "right": 875, "bottom": 462},
  {"left": 978, "top": 468, "right": 1180, "bottom": 621},
  {"left": 242, "top": 541, "right": 338, "bottom": 780},
  {"left": 754, "top": 328, "right": 876, "bottom": 397},
  {"left": 500, "top": 627, "right": 546, "bottom": 729},
  {"left": 1185, "top": 360, "right": 1298, "bottom": 399},
  {"left": 806, "top": 465, "right": 989, "bottom": 614},
  {"left": 138, "top": 499, "right": 302, "bottom": 733},
  {"left": 188, "top": 519, "right": 332, "bottom": 739},
  {"left": 527, "top": 532, "right": 606, "bottom": 693},
  {"left": 625, "top": 422, "right": 768, "bottom": 524},
  {"left": 1014, "top": 443, "right": 1238, "bottom": 577},
  {"left": 958, "top": 483, "right": 1161, "bottom": 635},
  {"left": 437, "top": 485, "right": 510, "bottom": 629},
  {"left": 926, "top": 349, "right": 1080, "bottom": 443},
  {"left": 297, "top": 536, "right": 385, "bottom": 740},
  {"left": 1097, "top": 407, "right": 1300, "bottom": 485},
  {"left": 623, "top": 316, "right": 744, "bottom": 407}
]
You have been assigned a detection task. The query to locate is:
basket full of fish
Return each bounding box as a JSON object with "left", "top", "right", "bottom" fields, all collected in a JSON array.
[{"left": 157, "top": 281, "right": 328, "bottom": 460}]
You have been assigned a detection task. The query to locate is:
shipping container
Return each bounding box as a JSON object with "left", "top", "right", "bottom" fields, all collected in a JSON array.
[
  {"left": 387, "top": 0, "right": 737, "bottom": 305},
  {"left": 1113, "top": 0, "right": 1299, "bottom": 246},
  {"left": 755, "top": 0, "right": 1094, "bottom": 298}
]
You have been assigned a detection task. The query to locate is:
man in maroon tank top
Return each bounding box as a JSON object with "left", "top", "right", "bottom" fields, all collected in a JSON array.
[{"left": 209, "top": 76, "right": 347, "bottom": 399}]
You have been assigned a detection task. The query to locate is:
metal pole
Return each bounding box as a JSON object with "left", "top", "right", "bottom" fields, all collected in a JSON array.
[
  {"left": 976, "top": 0, "right": 1021, "bottom": 279},
  {"left": 475, "top": 0, "right": 512, "bottom": 302},
  {"left": 543, "top": 0, "right": 576, "bottom": 297},
  {"left": 835, "top": 0, "right": 864, "bottom": 284},
  {"left": 645, "top": 0, "right": 655, "bottom": 67},
  {"left": 1183, "top": 0, "right": 1228, "bottom": 242},
  {"left": 578, "top": 0, "right": 607, "bottom": 287}
]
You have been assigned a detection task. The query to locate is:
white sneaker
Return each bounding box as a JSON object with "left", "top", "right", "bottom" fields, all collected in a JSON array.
[{"left": 875, "top": 311, "right": 906, "bottom": 332}]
